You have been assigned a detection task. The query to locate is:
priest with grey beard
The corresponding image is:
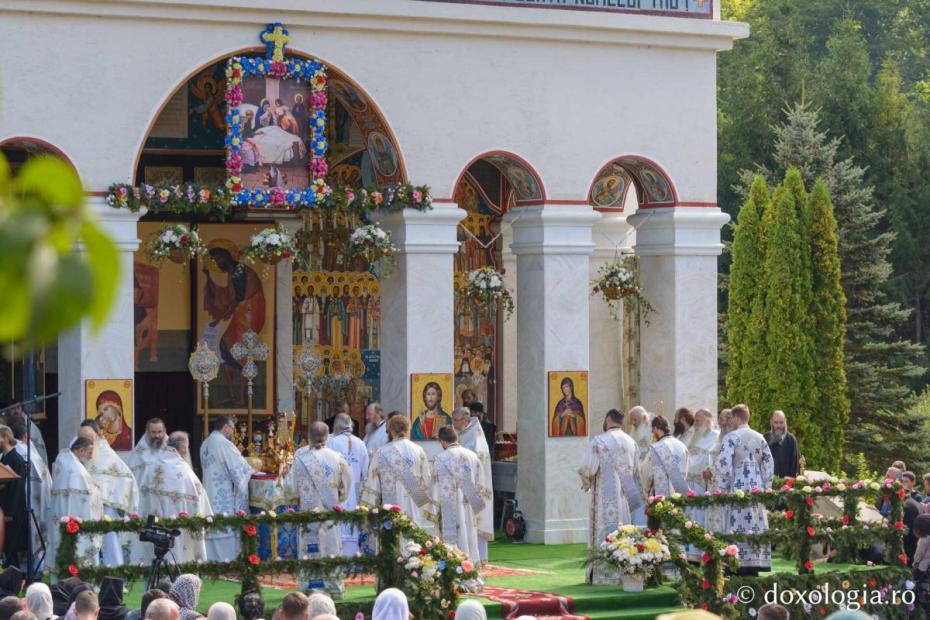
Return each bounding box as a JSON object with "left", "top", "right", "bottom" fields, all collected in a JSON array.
[
  {"left": 627, "top": 406, "right": 652, "bottom": 526},
  {"left": 763, "top": 410, "right": 800, "bottom": 478}
]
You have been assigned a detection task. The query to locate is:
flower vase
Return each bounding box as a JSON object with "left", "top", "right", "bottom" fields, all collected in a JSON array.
[
  {"left": 168, "top": 248, "right": 189, "bottom": 264},
  {"left": 621, "top": 574, "right": 644, "bottom": 592}
]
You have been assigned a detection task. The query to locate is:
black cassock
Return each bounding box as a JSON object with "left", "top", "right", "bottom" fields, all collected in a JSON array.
[
  {"left": 763, "top": 431, "right": 800, "bottom": 479},
  {"left": 0, "top": 449, "right": 29, "bottom": 563}
]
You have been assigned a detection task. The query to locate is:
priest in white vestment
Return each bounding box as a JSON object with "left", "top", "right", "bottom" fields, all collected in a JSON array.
[
  {"left": 431, "top": 426, "right": 486, "bottom": 566},
  {"left": 627, "top": 406, "right": 653, "bottom": 526},
  {"left": 683, "top": 409, "right": 719, "bottom": 561},
  {"left": 285, "top": 422, "right": 352, "bottom": 597},
  {"left": 326, "top": 413, "right": 368, "bottom": 556},
  {"left": 200, "top": 415, "right": 254, "bottom": 562},
  {"left": 363, "top": 403, "right": 388, "bottom": 458},
  {"left": 79, "top": 423, "right": 138, "bottom": 567},
  {"left": 360, "top": 415, "right": 437, "bottom": 528},
  {"left": 674, "top": 408, "right": 695, "bottom": 446},
  {"left": 127, "top": 418, "right": 170, "bottom": 482},
  {"left": 703, "top": 408, "right": 732, "bottom": 534},
  {"left": 451, "top": 407, "right": 494, "bottom": 563},
  {"left": 135, "top": 432, "right": 213, "bottom": 565},
  {"left": 640, "top": 415, "right": 689, "bottom": 499},
  {"left": 578, "top": 409, "right": 643, "bottom": 585},
  {"left": 49, "top": 437, "right": 104, "bottom": 568},
  {"left": 714, "top": 404, "right": 774, "bottom": 574},
  {"left": 12, "top": 420, "right": 52, "bottom": 570},
  {"left": 8, "top": 404, "right": 48, "bottom": 465}
]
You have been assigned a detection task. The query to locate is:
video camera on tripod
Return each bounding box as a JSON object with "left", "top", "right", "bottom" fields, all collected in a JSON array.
[{"left": 140, "top": 514, "right": 182, "bottom": 590}]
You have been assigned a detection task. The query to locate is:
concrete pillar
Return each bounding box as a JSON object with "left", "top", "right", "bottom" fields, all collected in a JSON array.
[
  {"left": 58, "top": 199, "right": 143, "bottom": 454},
  {"left": 507, "top": 204, "right": 600, "bottom": 544},
  {"left": 627, "top": 207, "right": 729, "bottom": 417},
  {"left": 274, "top": 218, "right": 302, "bottom": 415},
  {"left": 373, "top": 202, "right": 465, "bottom": 437}
]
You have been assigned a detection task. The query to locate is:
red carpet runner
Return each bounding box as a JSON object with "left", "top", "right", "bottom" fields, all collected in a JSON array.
[{"left": 479, "top": 585, "right": 587, "bottom": 620}]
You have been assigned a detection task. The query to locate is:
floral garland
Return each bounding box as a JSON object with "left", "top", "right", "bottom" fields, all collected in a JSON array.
[
  {"left": 591, "top": 257, "right": 654, "bottom": 322},
  {"left": 56, "top": 506, "right": 477, "bottom": 619},
  {"left": 645, "top": 475, "right": 909, "bottom": 618},
  {"left": 224, "top": 51, "right": 329, "bottom": 209},
  {"left": 105, "top": 182, "right": 432, "bottom": 218},
  {"left": 457, "top": 266, "right": 514, "bottom": 320}
]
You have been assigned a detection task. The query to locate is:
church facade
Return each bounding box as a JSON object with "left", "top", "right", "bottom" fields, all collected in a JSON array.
[{"left": 0, "top": 0, "right": 746, "bottom": 543}]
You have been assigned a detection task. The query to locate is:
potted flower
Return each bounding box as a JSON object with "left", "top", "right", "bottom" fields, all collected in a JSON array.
[
  {"left": 349, "top": 224, "right": 397, "bottom": 278},
  {"left": 243, "top": 225, "right": 295, "bottom": 266},
  {"left": 586, "top": 525, "right": 671, "bottom": 592},
  {"left": 591, "top": 257, "right": 654, "bottom": 322},
  {"left": 458, "top": 266, "right": 514, "bottom": 320},
  {"left": 146, "top": 224, "right": 205, "bottom": 264}
]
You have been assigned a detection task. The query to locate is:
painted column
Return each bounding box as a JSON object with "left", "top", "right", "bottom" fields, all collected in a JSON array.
[
  {"left": 627, "top": 207, "right": 729, "bottom": 418},
  {"left": 507, "top": 204, "right": 600, "bottom": 544},
  {"left": 58, "top": 199, "right": 143, "bottom": 454},
  {"left": 373, "top": 202, "right": 465, "bottom": 436},
  {"left": 274, "top": 217, "right": 302, "bottom": 416}
]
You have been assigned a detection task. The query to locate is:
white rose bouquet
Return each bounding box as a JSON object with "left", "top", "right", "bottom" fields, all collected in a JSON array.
[
  {"left": 458, "top": 266, "right": 514, "bottom": 320},
  {"left": 349, "top": 224, "right": 397, "bottom": 278},
  {"left": 242, "top": 225, "right": 296, "bottom": 266},
  {"left": 146, "top": 224, "right": 205, "bottom": 264}
]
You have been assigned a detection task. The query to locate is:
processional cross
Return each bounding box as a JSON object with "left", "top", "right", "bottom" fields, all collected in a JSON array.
[{"left": 231, "top": 329, "right": 269, "bottom": 439}]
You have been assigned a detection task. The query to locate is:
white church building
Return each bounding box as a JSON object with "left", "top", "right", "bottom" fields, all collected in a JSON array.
[{"left": 0, "top": 0, "right": 746, "bottom": 544}]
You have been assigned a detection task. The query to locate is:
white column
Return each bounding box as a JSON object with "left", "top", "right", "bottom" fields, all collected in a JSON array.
[
  {"left": 58, "top": 199, "right": 143, "bottom": 453},
  {"left": 275, "top": 218, "right": 302, "bottom": 415},
  {"left": 587, "top": 211, "right": 633, "bottom": 436},
  {"left": 507, "top": 204, "right": 600, "bottom": 544},
  {"left": 626, "top": 207, "right": 729, "bottom": 417},
  {"left": 373, "top": 203, "right": 465, "bottom": 435}
]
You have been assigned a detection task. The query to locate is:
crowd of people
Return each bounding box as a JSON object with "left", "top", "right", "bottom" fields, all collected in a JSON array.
[
  {"left": 579, "top": 403, "right": 801, "bottom": 584},
  {"left": 0, "top": 399, "right": 494, "bottom": 601}
]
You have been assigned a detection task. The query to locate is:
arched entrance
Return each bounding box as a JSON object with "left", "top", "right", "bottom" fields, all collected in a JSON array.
[
  {"left": 131, "top": 48, "right": 405, "bottom": 450},
  {"left": 451, "top": 151, "right": 545, "bottom": 453}
]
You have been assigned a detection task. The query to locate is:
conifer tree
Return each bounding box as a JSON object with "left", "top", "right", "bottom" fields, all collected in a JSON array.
[
  {"left": 757, "top": 186, "right": 819, "bottom": 462},
  {"left": 807, "top": 179, "right": 849, "bottom": 472},
  {"left": 726, "top": 176, "right": 768, "bottom": 408}
]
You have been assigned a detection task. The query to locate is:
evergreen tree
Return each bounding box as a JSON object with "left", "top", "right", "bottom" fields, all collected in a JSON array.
[
  {"left": 726, "top": 176, "right": 768, "bottom": 408},
  {"left": 807, "top": 179, "right": 849, "bottom": 472},
  {"left": 757, "top": 186, "right": 820, "bottom": 463},
  {"left": 770, "top": 104, "right": 924, "bottom": 469}
]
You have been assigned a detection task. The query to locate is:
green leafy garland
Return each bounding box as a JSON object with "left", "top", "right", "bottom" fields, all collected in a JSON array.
[
  {"left": 645, "top": 475, "right": 909, "bottom": 618},
  {"left": 105, "top": 182, "right": 432, "bottom": 219},
  {"left": 56, "top": 506, "right": 476, "bottom": 619}
]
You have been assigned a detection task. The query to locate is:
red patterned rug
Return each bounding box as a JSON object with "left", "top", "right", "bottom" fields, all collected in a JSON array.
[
  {"left": 479, "top": 585, "right": 587, "bottom": 619},
  {"left": 251, "top": 564, "right": 545, "bottom": 590}
]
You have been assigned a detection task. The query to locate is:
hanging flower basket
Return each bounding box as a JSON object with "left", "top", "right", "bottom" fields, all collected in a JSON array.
[
  {"left": 591, "top": 257, "right": 655, "bottom": 323},
  {"left": 146, "top": 224, "right": 206, "bottom": 264},
  {"left": 349, "top": 224, "right": 397, "bottom": 279},
  {"left": 242, "top": 226, "right": 296, "bottom": 267},
  {"left": 457, "top": 266, "right": 514, "bottom": 320}
]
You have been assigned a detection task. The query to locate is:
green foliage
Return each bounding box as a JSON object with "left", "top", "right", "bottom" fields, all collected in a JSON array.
[
  {"left": 807, "top": 179, "right": 849, "bottom": 471},
  {"left": 0, "top": 154, "right": 119, "bottom": 348}
]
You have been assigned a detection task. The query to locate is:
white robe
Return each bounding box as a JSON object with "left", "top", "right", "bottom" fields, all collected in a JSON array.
[
  {"left": 49, "top": 450, "right": 104, "bottom": 567},
  {"left": 29, "top": 420, "right": 48, "bottom": 465},
  {"left": 127, "top": 435, "right": 170, "bottom": 483},
  {"left": 200, "top": 431, "right": 254, "bottom": 562},
  {"left": 135, "top": 450, "right": 213, "bottom": 565},
  {"left": 326, "top": 430, "right": 369, "bottom": 555},
  {"left": 86, "top": 436, "right": 139, "bottom": 567},
  {"left": 715, "top": 424, "right": 774, "bottom": 569},
  {"left": 458, "top": 417, "right": 494, "bottom": 561},
  {"left": 363, "top": 422, "right": 388, "bottom": 458},
  {"left": 686, "top": 429, "right": 719, "bottom": 506},
  {"left": 431, "top": 445, "right": 485, "bottom": 564},
  {"left": 284, "top": 446, "right": 351, "bottom": 595},
  {"left": 361, "top": 438, "right": 437, "bottom": 528},
  {"left": 15, "top": 441, "right": 52, "bottom": 569},
  {"left": 640, "top": 435, "right": 689, "bottom": 498}
]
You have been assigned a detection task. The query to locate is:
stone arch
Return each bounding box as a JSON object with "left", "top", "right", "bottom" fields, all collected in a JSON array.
[
  {"left": 131, "top": 45, "right": 407, "bottom": 185},
  {"left": 0, "top": 136, "right": 77, "bottom": 170},
  {"left": 588, "top": 155, "right": 678, "bottom": 211},
  {"left": 452, "top": 150, "right": 547, "bottom": 210}
]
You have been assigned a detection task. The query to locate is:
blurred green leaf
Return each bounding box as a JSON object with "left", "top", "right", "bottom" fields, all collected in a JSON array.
[
  {"left": 80, "top": 220, "right": 120, "bottom": 330},
  {"left": 13, "top": 155, "right": 84, "bottom": 212},
  {"left": 29, "top": 252, "right": 94, "bottom": 344}
]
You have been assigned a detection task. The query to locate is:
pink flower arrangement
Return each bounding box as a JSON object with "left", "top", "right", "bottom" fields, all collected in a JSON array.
[
  {"left": 462, "top": 560, "right": 475, "bottom": 572},
  {"left": 311, "top": 91, "right": 327, "bottom": 109},
  {"left": 269, "top": 187, "right": 286, "bottom": 206},
  {"left": 269, "top": 61, "right": 287, "bottom": 78},
  {"left": 310, "top": 158, "right": 329, "bottom": 178},
  {"left": 225, "top": 85, "right": 243, "bottom": 106},
  {"left": 412, "top": 190, "right": 422, "bottom": 203}
]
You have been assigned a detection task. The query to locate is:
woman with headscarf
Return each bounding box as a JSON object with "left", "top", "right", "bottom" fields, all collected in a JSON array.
[
  {"left": 236, "top": 593, "right": 263, "bottom": 620},
  {"left": 454, "top": 600, "right": 487, "bottom": 620},
  {"left": 25, "top": 583, "right": 56, "bottom": 620},
  {"left": 97, "top": 578, "right": 129, "bottom": 620},
  {"left": 0, "top": 567, "right": 23, "bottom": 598},
  {"left": 205, "top": 603, "right": 236, "bottom": 620},
  {"left": 371, "top": 588, "right": 408, "bottom": 620},
  {"left": 49, "top": 578, "right": 82, "bottom": 617},
  {"left": 305, "top": 595, "right": 335, "bottom": 620},
  {"left": 168, "top": 574, "right": 203, "bottom": 620}
]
